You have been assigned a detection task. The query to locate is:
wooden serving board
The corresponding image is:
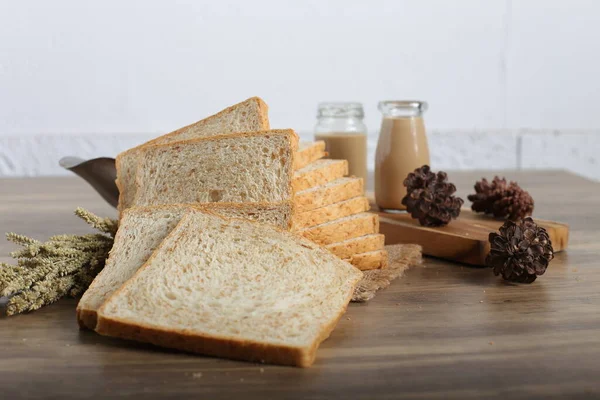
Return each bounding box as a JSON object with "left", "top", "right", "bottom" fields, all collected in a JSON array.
[{"left": 373, "top": 206, "right": 569, "bottom": 266}]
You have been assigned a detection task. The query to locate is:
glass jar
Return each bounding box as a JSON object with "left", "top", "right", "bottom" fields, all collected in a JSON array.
[
  {"left": 375, "top": 100, "right": 430, "bottom": 212},
  {"left": 314, "top": 102, "right": 368, "bottom": 183}
]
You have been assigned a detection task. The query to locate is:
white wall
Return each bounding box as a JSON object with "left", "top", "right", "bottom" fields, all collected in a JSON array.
[{"left": 1, "top": 0, "right": 599, "bottom": 178}]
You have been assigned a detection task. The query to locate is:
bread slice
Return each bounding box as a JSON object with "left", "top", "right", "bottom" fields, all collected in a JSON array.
[
  {"left": 344, "top": 249, "right": 389, "bottom": 271},
  {"left": 295, "top": 177, "right": 364, "bottom": 213},
  {"left": 299, "top": 212, "right": 379, "bottom": 246},
  {"left": 325, "top": 234, "right": 385, "bottom": 260},
  {"left": 132, "top": 130, "right": 298, "bottom": 207},
  {"left": 116, "top": 97, "right": 269, "bottom": 213},
  {"left": 76, "top": 202, "right": 293, "bottom": 330},
  {"left": 294, "top": 141, "right": 326, "bottom": 170},
  {"left": 293, "top": 159, "right": 348, "bottom": 192},
  {"left": 292, "top": 196, "right": 370, "bottom": 230},
  {"left": 96, "top": 211, "right": 363, "bottom": 367},
  {"left": 145, "top": 98, "right": 269, "bottom": 146}
]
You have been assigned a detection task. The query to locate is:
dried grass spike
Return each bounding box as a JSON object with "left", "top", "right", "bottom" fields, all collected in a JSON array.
[
  {"left": 6, "top": 233, "right": 40, "bottom": 247},
  {"left": 75, "top": 207, "right": 119, "bottom": 237}
]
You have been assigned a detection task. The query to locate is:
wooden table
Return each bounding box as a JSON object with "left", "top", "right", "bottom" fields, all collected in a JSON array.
[{"left": 1, "top": 171, "right": 599, "bottom": 399}]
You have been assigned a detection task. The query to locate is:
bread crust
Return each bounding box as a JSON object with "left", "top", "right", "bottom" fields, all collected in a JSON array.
[
  {"left": 120, "top": 201, "right": 296, "bottom": 230},
  {"left": 115, "top": 151, "right": 134, "bottom": 216},
  {"left": 76, "top": 308, "right": 98, "bottom": 330},
  {"left": 294, "top": 141, "right": 326, "bottom": 170},
  {"left": 96, "top": 210, "right": 362, "bottom": 367},
  {"left": 119, "top": 201, "right": 294, "bottom": 222},
  {"left": 325, "top": 234, "right": 385, "bottom": 259},
  {"left": 132, "top": 130, "right": 299, "bottom": 208},
  {"left": 344, "top": 249, "right": 389, "bottom": 271},
  {"left": 293, "top": 160, "right": 348, "bottom": 192},
  {"left": 96, "top": 316, "right": 313, "bottom": 367},
  {"left": 295, "top": 177, "right": 364, "bottom": 213},
  {"left": 299, "top": 212, "right": 379, "bottom": 246},
  {"left": 292, "top": 196, "right": 370, "bottom": 230}
]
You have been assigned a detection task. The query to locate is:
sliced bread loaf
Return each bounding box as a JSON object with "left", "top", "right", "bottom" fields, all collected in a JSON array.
[
  {"left": 298, "top": 212, "right": 379, "bottom": 246},
  {"left": 295, "top": 177, "right": 364, "bottom": 213},
  {"left": 116, "top": 97, "right": 269, "bottom": 213},
  {"left": 292, "top": 196, "right": 370, "bottom": 230},
  {"left": 294, "top": 141, "right": 326, "bottom": 170},
  {"left": 325, "top": 234, "right": 385, "bottom": 260},
  {"left": 76, "top": 202, "right": 293, "bottom": 330},
  {"left": 95, "top": 211, "right": 363, "bottom": 367},
  {"left": 344, "top": 249, "right": 389, "bottom": 271},
  {"left": 293, "top": 159, "right": 348, "bottom": 192},
  {"left": 132, "top": 130, "right": 298, "bottom": 207}
]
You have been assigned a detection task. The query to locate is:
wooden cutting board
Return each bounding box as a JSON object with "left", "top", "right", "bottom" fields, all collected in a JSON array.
[{"left": 373, "top": 205, "right": 569, "bottom": 266}]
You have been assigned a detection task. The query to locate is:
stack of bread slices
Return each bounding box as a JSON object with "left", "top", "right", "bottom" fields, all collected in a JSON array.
[
  {"left": 293, "top": 143, "right": 387, "bottom": 271},
  {"left": 76, "top": 97, "right": 366, "bottom": 367}
]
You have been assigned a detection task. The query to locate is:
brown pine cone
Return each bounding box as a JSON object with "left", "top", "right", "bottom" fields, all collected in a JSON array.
[
  {"left": 486, "top": 217, "right": 554, "bottom": 283},
  {"left": 403, "top": 164, "right": 437, "bottom": 193},
  {"left": 468, "top": 177, "right": 534, "bottom": 220},
  {"left": 402, "top": 165, "right": 464, "bottom": 227}
]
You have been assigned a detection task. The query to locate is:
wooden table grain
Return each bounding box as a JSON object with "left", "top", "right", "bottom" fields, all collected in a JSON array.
[{"left": 1, "top": 171, "right": 599, "bottom": 399}]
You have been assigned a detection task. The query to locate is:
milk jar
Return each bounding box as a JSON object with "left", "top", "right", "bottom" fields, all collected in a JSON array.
[{"left": 375, "top": 101, "right": 430, "bottom": 212}]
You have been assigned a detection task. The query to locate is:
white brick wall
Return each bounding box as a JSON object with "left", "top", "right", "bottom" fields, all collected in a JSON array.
[
  {"left": 1, "top": 1, "right": 599, "bottom": 179},
  {"left": 1, "top": 131, "right": 598, "bottom": 180},
  {"left": 520, "top": 131, "right": 600, "bottom": 179}
]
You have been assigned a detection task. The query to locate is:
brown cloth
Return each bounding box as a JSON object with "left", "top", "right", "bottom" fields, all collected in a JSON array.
[{"left": 352, "top": 244, "right": 422, "bottom": 302}]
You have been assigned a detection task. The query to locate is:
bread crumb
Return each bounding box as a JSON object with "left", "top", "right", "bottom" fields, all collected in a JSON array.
[
  {"left": 480, "top": 300, "right": 484, "bottom": 303},
  {"left": 22, "top": 338, "right": 27, "bottom": 342},
  {"left": 346, "top": 317, "right": 351, "bottom": 321},
  {"left": 192, "top": 372, "right": 203, "bottom": 379},
  {"left": 489, "top": 341, "right": 494, "bottom": 345}
]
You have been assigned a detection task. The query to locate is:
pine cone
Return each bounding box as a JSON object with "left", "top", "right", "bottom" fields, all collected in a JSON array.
[
  {"left": 402, "top": 165, "right": 464, "bottom": 227},
  {"left": 486, "top": 217, "right": 554, "bottom": 283},
  {"left": 468, "top": 177, "right": 534, "bottom": 221}
]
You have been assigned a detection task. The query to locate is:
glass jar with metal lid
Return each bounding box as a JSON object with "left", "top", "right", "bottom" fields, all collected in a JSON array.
[{"left": 314, "top": 102, "right": 368, "bottom": 184}]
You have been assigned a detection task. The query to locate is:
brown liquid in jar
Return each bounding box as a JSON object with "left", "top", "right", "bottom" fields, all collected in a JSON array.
[
  {"left": 374, "top": 117, "right": 429, "bottom": 211},
  {"left": 315, "top": 132, "right": 367, "bottom": 183}
]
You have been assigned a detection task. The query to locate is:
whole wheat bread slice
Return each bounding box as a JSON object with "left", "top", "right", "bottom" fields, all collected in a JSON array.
[
  {"left": 95, "top": 211, "right": 362, "bottom": 367},
  {"left": 325, "top": 234, "right": 385, "bottom": 259},
  {"left": 132, "top": 130, "right": 298, "bottom": 207},
  {"left": 344, "top": 249, "right": 389, "bottom": 271},
  {"left": 116, "top": 97, "right": 269, "bottom": 213},
  {"left": 293, "top": 159, "right": 348, "bottom": 192},
  {"left": 299, "top": 212, "right": 379, "bottom": 246},
  {"left": 294, "top": 141, "right": 326, "bottom": 170},
  {"left": 295, "top": 177, "right": 364, "bottom": 213},
  {"left": 77, "top": 202, "right": 293, "bottom": 330},
  {"left": 292, "top": 196, "right": 370, "bottom": 230}
]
